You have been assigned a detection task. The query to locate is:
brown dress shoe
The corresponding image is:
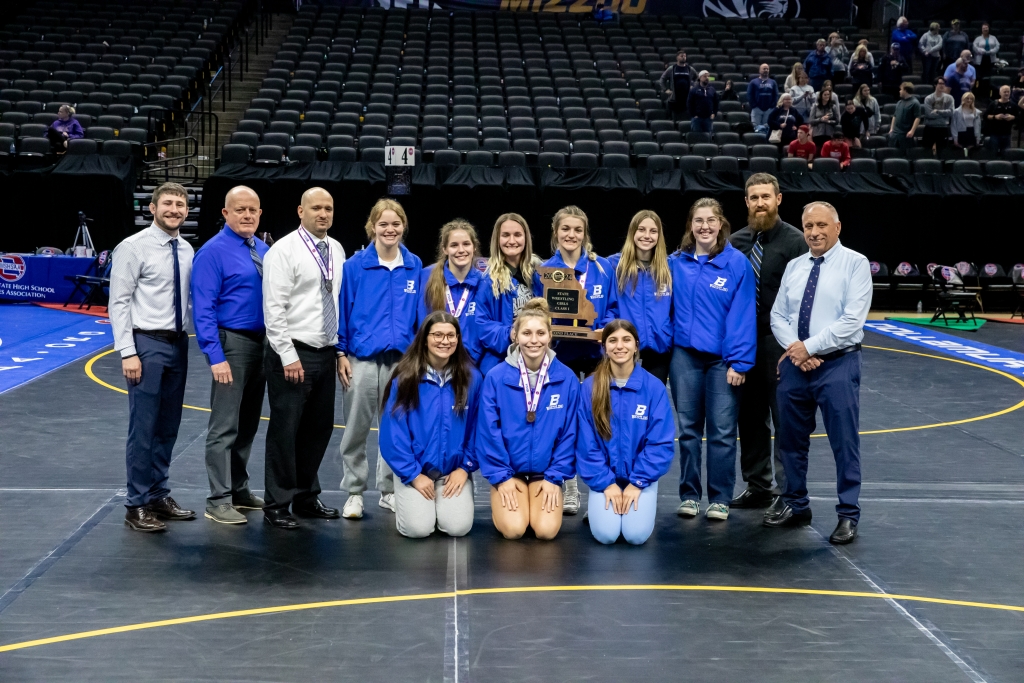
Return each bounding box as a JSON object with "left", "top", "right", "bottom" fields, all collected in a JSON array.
[
  {"left": 146, "top": 496, "right": 196, "bottom": 520},
  {"left": 125, "top": 507, "right": 167, "bottom": 532}
]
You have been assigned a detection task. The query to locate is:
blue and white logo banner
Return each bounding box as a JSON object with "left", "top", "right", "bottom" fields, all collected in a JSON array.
[{"left": 865, "top": 321, "right": 1024, "bottom": 377}]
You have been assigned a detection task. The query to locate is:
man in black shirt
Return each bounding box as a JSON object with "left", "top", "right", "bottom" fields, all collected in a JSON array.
[
  {"left": 728, "top": 174, "right": 809, "bottom": 512},
  {"left": 660, "top": 51, "right": 697, "bottom": 121},
  {"left": 985, "top": 85, "right": 1018, "bottom": 153}
]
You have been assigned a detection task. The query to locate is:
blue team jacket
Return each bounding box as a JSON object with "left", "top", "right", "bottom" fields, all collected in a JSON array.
[
  {"left": 337, "top": 243, "right": 423, "bottom": 359},
  {"left": 576, "top": 366, "right": 676, "bottom": 492},
  {"left": 417, "top": 263, "right": 483, "bottom": 363},
  {"left": 669, "top": 244, "right": 757, "bottom": 373},
  {"left": 474, "top": 273, "right": 526, "bottom": 376},
  {"left": 475, "top": 355, "right": 580, "bottom": 486},
  {"left": 379, "top": 369, "right": 482, "bottom": 486},
  {"left": 607, "top": 253, "right": 673, "bottom": 354},
  {"left": 534, "top": 251, "right": 618, "bottom": 364}
]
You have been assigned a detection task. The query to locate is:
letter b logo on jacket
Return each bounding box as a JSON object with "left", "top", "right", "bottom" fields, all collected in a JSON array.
[
  {"left": 404, "top": 280, "right": 417, "bottom": 294},
  {"left": 547, "top": 394, "right": 563, "bottom": 410},
  {"left": 632, "top": 404, "right": 648, "bottom": 420}
]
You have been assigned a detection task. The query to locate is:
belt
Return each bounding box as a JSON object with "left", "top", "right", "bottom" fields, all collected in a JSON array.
[
  {"left": 292, "top": 339, "right": 336, "bottom": 352},
  {"left": 133, "top": 329, "right": 185, "bottom": 341},
  {"left": 818, "top": 343, "right": 861, "bottom": 362}
]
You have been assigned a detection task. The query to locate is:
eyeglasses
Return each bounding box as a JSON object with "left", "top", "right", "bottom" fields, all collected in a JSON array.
[
  {"left": 428, "top": 332, "right": 458, "bottom": 343},
  {"left": 692, "top": 217, "right": 720, "bottom": 228}
]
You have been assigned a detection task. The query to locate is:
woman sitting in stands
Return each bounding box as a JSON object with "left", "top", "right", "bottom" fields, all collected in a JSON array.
[
  {"left": 768, "top": 93, "right": 804, "bottom": 147},
  {"left": 47, "top": 105, "right": 84, "bottom": 153}
]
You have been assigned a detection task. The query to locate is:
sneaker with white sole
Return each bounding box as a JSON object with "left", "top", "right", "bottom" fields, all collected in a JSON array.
[
  {"left": 706, "top": 503, "right": 729, "bottom": 520},
  {"left": 204, "top": 503, "right": 247, "bottom": 525},
  {"left": 562, "top": 477, "right": 580, "bottom": 515},
  {"left": 378, "top": 492, "right": 395, "bottom": 512},
  {"left": 677, "top": 500, "right": 700, "bottom": 517},
  {"left": 342, "top": 494, "right": 364, "bottom": 519}
]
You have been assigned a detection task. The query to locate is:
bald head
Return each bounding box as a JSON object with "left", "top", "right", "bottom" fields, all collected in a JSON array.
[
  {"left": 298, "top": 186, "right": 334, "bottom": 239},
  {"left": 222, "top": 185, "right": 261, "bottom": 239},
  {"left": 760, "top": 63, "right": 770, "bottom": 78}
]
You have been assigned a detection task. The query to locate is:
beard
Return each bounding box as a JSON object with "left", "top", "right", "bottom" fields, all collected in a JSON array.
[{"left": 748, "top": 205, "right": 779, "bottom": 232}]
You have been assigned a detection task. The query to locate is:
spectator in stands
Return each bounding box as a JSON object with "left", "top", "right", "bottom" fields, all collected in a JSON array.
[
  {"left": 804, "top": 39, "right": 833, "bottom": 91},
  {"left": 951, "top": 91, "right": 982, "bottom": 151},
  {"left": 848, "top": 45, "right": 874, "bottom": 90},
  {"left": 46, "top": 105, "right": 84, "bottom": 153},
  {"left": 789, "top": 72, "right": 815, "bottom": 119},
  {"left": 879, "top": 43, "right": 909, "bottom": 98},
  {"left": 720, "top": 80, "right": 739, "bottom": 102},
  {"left": 889, "top": 82, "right": 922, "bottom": 151},
  {"left": 922, "top": 77, "right": 955, "bottom": 152},
  {"left": 661, "top": 51, "right": 698, "bottom": 122},
  {"left": 1013, "top": 65, "right": 1024, "bottom": 100},
  {"left": 943, "top": 20, "right": 970, "bottom": 69},
  {"left": 769, "top": 94, "right": 803, "bottom": 147},
  {"left": 827, "top": 33, "right": 850, "bottom": 85},
  {"left": 787, "top": 125, "right": 817, "bottom": 162},
  {"left": 809, "top": 88, "right": 841, "bottom": 150},
  {"left": 944, "top": 50, "right": 976, "bottom": 84},
  {"left": 840, "top": 99, "right": 869, "bottom": 148},
  {"left": 687, "top": 70, "right": 718, "bottom": 134},
  {"left": 891, "top": 17, "right": 918, "bottom": 72},
  {"left": 820, "top": 130, "right": 852, "bottom": 168},
  {"left": 854, "top": 84, "right": 881, "bottom": 138},
  {"left": 785, "top": 61, "right": 806, "bottom": 90},
  {"left": 748, "top": 64, "right": 780, "bottom": 134},
  {"left": 972, "top": 24, "right": 1000, "bottom": 93},
  {"left": 985, "top": 85, "right": 1017, "bottom": 153},
  {"left": 919, "top": 23, "right": 944, "bottom": 85},
  {"left": 946, "top": 59, "right": 972, "bottom": 106}
]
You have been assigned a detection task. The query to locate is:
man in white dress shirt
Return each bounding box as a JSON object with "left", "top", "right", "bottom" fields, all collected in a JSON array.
[
  {"left": 109, "top": 182, "right": 197, "bottom": 532},
  {"left": 765, "top": 201, "right": 872, "bottom": 545},
  {"left": 262, "top": 187, "right": 346, "bottom": 529}
]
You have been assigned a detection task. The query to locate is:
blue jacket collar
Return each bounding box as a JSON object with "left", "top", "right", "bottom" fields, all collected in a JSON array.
[
  {"left": 549, "top": 249, "right": 590, "bottom": 275},
  {"left": 444, "top": 263, "right": 482, "bottom": 287},
  {"left": 362, "top": 241, "right": 413, "bottom": 270},
  {"left": 676, "top": 243, "right": 733, "bottom": 268}
]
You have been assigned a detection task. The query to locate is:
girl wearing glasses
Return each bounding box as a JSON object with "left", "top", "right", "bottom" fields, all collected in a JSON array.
[
  {"left": 577, "top": 320, "right": 675, "bottom": 545},
  {"left": 669, "top": 198, "right": 756, "bottom": 522},
  {"left": 419, "top": 219, "right": 483, "bottom": 364},
  {"left": 380, "top": 311, "right": 481, "bottom": 538},
  {"left": 608, "top": 210, "right": 674, "bottom": 384},
  {"left": 476, "top": 298, "right": 580, "bottom": 540}
]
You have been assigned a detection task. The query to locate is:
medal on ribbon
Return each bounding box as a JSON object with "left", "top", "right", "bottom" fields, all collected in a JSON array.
[{"left": 517, "top": 352, "right": 551, "bottom": 424}]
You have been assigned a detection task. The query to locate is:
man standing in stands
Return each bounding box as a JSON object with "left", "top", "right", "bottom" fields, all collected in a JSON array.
[
  {"left": 687, "top": 70, "right": 718, "bottom": 134},
  {"left": 110, "top": 182, "right": 196, "bottom": 532},
  {"left": 985, "top": 85, "right": 1017, "bottom": 153},
  {"left": 191, "top": 186, "right": 269, "bottom": 525},
  {"left": 729, "top": 174, "right": 808, "bottom": 515},
  {"left": 890, "top": 16, "right": 918, "bottom": 72},
  {"left": 661, "top": 50, "right": 697, "bottom": 122},
  {"left": 766, "top": 202, "right": 872, "bottom": 545},
  {"left": 261, "top": 187, "right": 346, "bottom": 529},
  {"left": 747, "top": 64, "right": 779, "bottom": 134},
  {"left": 804, "top": 39, "right": 833, "bottom": 92},
  {"left": 889, "top": 82, "right": 922, "bottom": 151}
]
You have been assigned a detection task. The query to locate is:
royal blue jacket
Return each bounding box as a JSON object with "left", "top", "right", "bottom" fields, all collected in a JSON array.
[
  {"left": 576, "top": 366, "right": 675, "bottom": 492},
  {"left": 417, "top": 263, "right": 483, "bottom": 363},
  {"left": 534, "top": 250, "right": 618, "bottom": 364},
  {"left": 746, "top": 76, "right": 780, "bottom": 111},
  {"left": 474, "top": 272, "right": 530, "bottom": 375},
  {"left": 476, "top": 355, "right": 580, "bottom": 486},
  {"left": 607, "top": 253, "right": 673, "bottom": 354},
  {"left": 804, "top": 50, "right": 833, "bottom": 82},
  {"left": 669, "top": 244, "right": 757, "bottom": 373},
  {"left": 337, "top": 243, "right": 423, "bottom": 359},
  {"left": 379, "top": 368, "right": 482, "bottom": 486}
]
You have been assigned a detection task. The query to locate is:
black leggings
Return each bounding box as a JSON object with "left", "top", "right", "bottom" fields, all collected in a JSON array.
[{"left": 639, "top": 348, "right": 671, "bottom": 384}]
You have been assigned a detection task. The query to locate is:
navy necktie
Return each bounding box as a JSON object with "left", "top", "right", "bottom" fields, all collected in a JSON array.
[
  {"left": 170, "top": 239, "right": 183, "bottom": 334},
  {"left": 245, "top": 237, "right": 263, "bottom": 278},
  {"left": 798, "top": 257, "right": 824, "bottom": 342},
  {"left": 748, "top": 233, "right": 763, "bottom": 314}
]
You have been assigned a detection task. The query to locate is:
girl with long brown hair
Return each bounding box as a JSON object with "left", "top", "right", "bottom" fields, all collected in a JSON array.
[
  {"left": 379, "top": 311, "right": 482, "bottom": 538},
  {"left": 609, "top": 210, "right": 673, "bottom": 383},
  {"left": 576, "top": 320, "right": 674, "bottom": 545},
  {"left": 418, "top": 219, "right": 483, "bottom": 363}
]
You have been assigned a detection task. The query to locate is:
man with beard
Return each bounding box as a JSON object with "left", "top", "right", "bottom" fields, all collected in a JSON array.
[{"left": 727, "top": 174, "right": 808, "bottom": 513}]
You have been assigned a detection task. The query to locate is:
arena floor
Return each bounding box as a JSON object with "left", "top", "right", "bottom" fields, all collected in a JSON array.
[{"left": 1, "top": 308, "right": 1022, "bottom": 682}]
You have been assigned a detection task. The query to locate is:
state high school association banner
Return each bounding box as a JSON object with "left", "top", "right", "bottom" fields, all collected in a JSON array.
[{"left": 429, "top": 0, "right": 851, "bottom": 19}]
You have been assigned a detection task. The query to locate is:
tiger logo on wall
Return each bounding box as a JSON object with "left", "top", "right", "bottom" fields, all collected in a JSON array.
[{"left": 703, "top": 0, "right": 801, "bottom": 18}]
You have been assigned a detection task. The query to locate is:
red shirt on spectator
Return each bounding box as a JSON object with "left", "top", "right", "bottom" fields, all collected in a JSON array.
[
  {"left": 821, "top": 140, "right": 851, "bottom": 167},
  {"left": 788, "top": 139, "right": 817, "bottom": 159}
]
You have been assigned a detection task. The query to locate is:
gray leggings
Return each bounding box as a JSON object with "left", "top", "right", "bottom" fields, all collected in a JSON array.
[
  {"left": 394, "top": 476, "right": 475, "bottom": 538},
  {"left": 339, "top": 354, "right": 398, "bottom": 494}
]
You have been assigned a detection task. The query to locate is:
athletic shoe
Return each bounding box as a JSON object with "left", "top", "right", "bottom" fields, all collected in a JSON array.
[
  {"left": 378, "top": 492, "right": 396, "bottom": 512},
  {"left": 677, "top": 500, "right": 700, "bottom": 517},
  {"left": 562, "top": 478, "right": 580, "bottom": 515},
  {"left": 231, "top": 491, "right": 265, "bottom": 510},
  {"left": 342, "top": 494, "right": 364, "bottom": 519},
  {"left": 205, "top": 504, "right": 247, "bottom": 525},
  {"left": 706, "top": 503, "right": 729, "bottom": 521}
]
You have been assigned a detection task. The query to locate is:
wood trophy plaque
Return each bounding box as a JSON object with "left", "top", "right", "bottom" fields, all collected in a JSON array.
[{"left": 536, "top": 266, "right": 602, "bottom": 341}]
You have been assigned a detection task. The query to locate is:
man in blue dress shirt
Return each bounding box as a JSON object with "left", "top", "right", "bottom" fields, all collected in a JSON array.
[
  {"left": 191, "top": 186, "right": 270, "bottom": 524},
  {"left": 765, "top": 201, "right": 872, "bottom": 544}
]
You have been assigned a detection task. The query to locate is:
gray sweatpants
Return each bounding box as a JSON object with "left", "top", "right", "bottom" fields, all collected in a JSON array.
[
  {"left": 394, "top": 476, "right": 475, "bottom": 538},
  {"left": 339, "top": 353, "right": 399, "bottom": 494}
]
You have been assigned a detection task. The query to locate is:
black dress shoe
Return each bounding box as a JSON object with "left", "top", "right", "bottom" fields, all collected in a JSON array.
[
  {"left": 762, "top": 504, "right": 813, "bottom": 527},
  {"left": 730, "top": 488, "right": 774, "bottom": 508},
  {"left": 263, "top": 509, "right": 300, "bottom": 529},
  {"left": 829, "top": 518, "right": 858, "bottom": 544},
  {"left": 125, "top": 507, "right": 166, "bottom": 532},
  {"left": 765, "top": 495, "right": 786, "bottom": 517},
  {"left": 146, "top": 496, "right": 196, "bottom": 520},
  {"left": 294, "top": 498, "right": 340, "bottom": 519}
]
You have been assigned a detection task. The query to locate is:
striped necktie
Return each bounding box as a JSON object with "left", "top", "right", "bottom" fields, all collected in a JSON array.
[
  {"left": 245, "top": 237, "right": 263, "bottom": 278},
  {"left": 748, "top": 233, "right": 763, "bottom": 313},
  {"left": 316, "top": 241, "right": 336, "bottom": 343}
]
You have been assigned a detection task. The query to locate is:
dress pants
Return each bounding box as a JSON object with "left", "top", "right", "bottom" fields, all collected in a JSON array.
[
  {"left": 204, "top": 330, "right": 266, "bottom": 506},
  {"left": 263, "top": 342, "right": 336, "bottom": 512},
  {"left": 776, "top": 350, "right": 862, "bottom": 521},
  {"left": 125, "top": 332, "right": 189, "bottom": 508},
  {"left": 339, "top": 352, "right": 401, "bottom": 495},
  {"left": 737, "top": 334, "right": 787, "bottom": 495}
]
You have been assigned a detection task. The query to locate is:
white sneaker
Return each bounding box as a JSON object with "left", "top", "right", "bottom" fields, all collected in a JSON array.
[
  {"left": 378, "top": 492, "right": 395, "bottom": 512},
  {"left": 706, "top": 503, "right": 729, "bottom": 521},
  {"left": 677, "top": 500, "right": 700, "bottom": 517},
  {"left": 342, "top": 494, "right": 364, "bottom": 519}
]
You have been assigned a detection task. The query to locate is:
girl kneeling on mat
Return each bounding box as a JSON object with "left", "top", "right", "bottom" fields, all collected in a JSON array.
[
  {"left": 379, "top": 311, "right": 482, "bottom": 538},
  {"left": 577, "top": 320, "right": 675, "bottom": 545},
  {"left": 476, "top": 298, "right": 580, "bottom": 540}
]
